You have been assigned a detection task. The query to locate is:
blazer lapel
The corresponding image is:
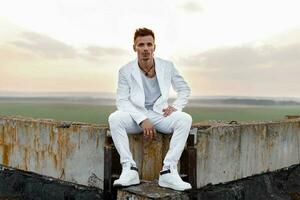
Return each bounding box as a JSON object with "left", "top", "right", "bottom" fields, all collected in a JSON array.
[
  {"left": 131, "top": 59, "right": 145, "bottom": 107},
  {"left": 155, "top": 58, "right": 165, "bottom": 97},
  {"left": 131, "top": 60, "right": 144, "bottom": 89}
]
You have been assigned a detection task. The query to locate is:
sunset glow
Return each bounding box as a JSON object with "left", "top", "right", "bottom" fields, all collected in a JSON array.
[{"left": 0, "top": 0, "right": 300, "bottom": 97}]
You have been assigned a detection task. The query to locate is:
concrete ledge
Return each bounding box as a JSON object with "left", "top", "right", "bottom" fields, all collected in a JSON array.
[
  {"left": 1, "top": 115, "right": 300, "bottom": 193},
  {"left": 0, "top": 115, "right": 107, "bottom": 189},
  {"left": 117, "top": 164, "right": 300, "bottom": 200},
  {"left": 196, "top": 119, "right": 300, "bottom": 187},
  {"left": 117, "top": 182, "right": 189, "bottom": 199},
  {"left": 1, "top": 163, "right": 300, "bottom": 199}
]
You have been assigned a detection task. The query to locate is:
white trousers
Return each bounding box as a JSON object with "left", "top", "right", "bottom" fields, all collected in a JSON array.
[{"left": 108, "top": 110, "right": 192, "bottom": 168}]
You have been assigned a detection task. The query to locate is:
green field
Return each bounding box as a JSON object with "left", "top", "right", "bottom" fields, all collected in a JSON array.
[{"left": 1, "top": 101, "right": 300, "bottom": 125}]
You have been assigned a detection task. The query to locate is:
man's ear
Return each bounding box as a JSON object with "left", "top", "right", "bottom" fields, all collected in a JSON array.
[
  {"left": 154, "top": 44, "right": 156, "bottom": 51},
  {"left": 133, "top": 44, "right": 136, "bottom": 52}
]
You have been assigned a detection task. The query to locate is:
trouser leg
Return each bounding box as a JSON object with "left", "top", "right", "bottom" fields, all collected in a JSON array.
[
  {"left": 108, "top": 110, "right": 142, "bottom": 166},
  {"left": 148, "top": 111, "right": 192, "bottom": 167}
]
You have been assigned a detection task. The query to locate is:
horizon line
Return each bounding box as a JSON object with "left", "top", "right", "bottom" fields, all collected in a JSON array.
[{"left": 0, "top": 91, "right": 300, "bottom": 100}]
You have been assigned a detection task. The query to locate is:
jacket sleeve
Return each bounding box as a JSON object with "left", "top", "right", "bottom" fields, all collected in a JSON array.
[
  {"left": 116, "top": 69, "right": 148, "bottom": 125},
  {"left": 170, "top": 63, "right": 191, "bottom": 111}
]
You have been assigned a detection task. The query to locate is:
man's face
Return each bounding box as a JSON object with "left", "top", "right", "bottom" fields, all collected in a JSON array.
[{"left": 133, "top": 35, "right": 156, "bottom": 62}]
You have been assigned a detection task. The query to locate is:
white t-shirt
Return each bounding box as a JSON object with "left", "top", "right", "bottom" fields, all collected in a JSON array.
[{"left": 140, "top": 70, "right": 161, "bottom": 110}]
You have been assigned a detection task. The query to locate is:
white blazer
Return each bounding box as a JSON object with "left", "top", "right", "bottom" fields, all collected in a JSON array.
[{"left": 116, "top": 57, "right": 191, "bottom": 124}]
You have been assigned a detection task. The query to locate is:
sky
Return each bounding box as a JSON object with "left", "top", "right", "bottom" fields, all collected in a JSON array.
[{"left": 0, "top": 0, "right": 299, "bottom": 97}]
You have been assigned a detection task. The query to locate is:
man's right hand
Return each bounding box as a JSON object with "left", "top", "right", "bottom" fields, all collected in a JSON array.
[{"left": 140, "top": 119, "right": 157, "bottom": 140}]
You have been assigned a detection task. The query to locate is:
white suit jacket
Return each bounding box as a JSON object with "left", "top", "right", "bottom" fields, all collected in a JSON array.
[{"left": 116, "top": 57, "right": 191, "bottom": 124}]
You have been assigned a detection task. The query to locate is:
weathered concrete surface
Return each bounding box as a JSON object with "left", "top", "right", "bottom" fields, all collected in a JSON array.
[
  {"left": 287, "top": 165, "right": 300, "bottom": 199},
  {"left": 117, "top": 181, "right": 189, "bottom": 199},
  {"left": 197, "top": 119, "right": 300, "bottom": 188},
  {"left": 193, "top": 164, "right": 300, "bottom": 200},
  {"left": 1, "top": 163, "right": 300, "bottom": 199},
  {"left": 1, "top": 114, "right": 300, "bottom": 196},
  {"left": 0, "top": 116, "right": 107, "bottom": 189},
  {"left": 0, "top": 164, "right": 103, "bottom": 199},
  {"left": 128, "top": 134, "right": 171, "bottom": 181},
  {"left": 118, "top": 164, "right": 300, "bottom": 200}
]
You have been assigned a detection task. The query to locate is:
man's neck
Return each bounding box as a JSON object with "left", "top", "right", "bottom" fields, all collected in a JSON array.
[{"left": 138, "top": 59, "right": 154, "bottom": 70}]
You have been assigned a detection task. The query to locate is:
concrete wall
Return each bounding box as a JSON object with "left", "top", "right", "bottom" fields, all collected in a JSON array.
[
  {"left": 0, "top": 116, "right": 107, "bottom": 189},
  {"left": 197, "top": 119, "right": 300, "bottom": 187},
  {"left": 1, "top": 115, "right": 300, "bottom": 190}
]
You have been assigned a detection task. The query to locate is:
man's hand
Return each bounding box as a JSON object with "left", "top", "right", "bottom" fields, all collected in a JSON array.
[
  {"left": 140, "top": 119, "right": 157, "bottom": 140},
  {"left": 162, "top": 105, "right": 177, "bottom": 117}
]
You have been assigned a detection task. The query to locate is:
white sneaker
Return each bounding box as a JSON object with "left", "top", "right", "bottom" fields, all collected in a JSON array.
[
  {"left": 158, "top": 165, "right": 192, "bottom": 191},
  {"left": 113, "top": 162, "right": 140, "bottom": 187}
]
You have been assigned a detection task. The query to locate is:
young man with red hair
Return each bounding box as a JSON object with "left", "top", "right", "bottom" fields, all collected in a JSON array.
[{"left": 108, "top": 28, "right": 192, "bottom": 191}]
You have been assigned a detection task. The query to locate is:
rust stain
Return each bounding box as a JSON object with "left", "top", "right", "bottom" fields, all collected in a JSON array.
[
  {"left": 72, "top": 125, "right": 81, "bottom": 133},
  {"left": 35, "top": 151, "right": 40, "bottom": 170},
  {"left": 32, "top": 121, "right": 38, "bottom": 131},
  {"left": 56, "top": 128, "right": 64, "bottom": 169},
  {"left": 266, "top": 125, "right": 275, "bottom": 151},
  {"left": 96, "top": 135, "right": 99, "bottom": 148},
  {"left": 23, "top": 146, "right": 29, "bottom": 171},
  {"left": 41, "top": 150, "right": 45, "bottom": 160},
  {"left": 34, "top": 122, "right": 41, "bottom": 150},
  {"left": 3, "top": 144, "right": 11, "bottom": 165},
  {"left": 78, "top": 131, "right": 81, "bottom": 149},
  {"left": 87, "top": 127, "right": 94, "bottom": 140},
  {"left": 59, "top": 168, "right": 65, "bottom": 179},
  {"left": 197, "top": 134, "right": 208, "bottom": 155},
  {"left": 141, "top": 135, "right": 164, "bottom": 180},
  {"left": 72, "top": 125, "right": 82, "bottom": 149},
  {"left": 34, "top": 134, "right": 40, "bottom": 150},
  {"left": 24, "top": 122, "right": 31, "bottom": 137},
  {"left": 11, "top": 121, "right": 18, "bottom": 143},
  {"left": 48, "top": 127, "right": 55, "bottom": 153},
  {"left": 53, "top": 153, "right": 59, "bottom": 169},
  {"left": 1, "top": 122, "right": 17, "bottom": 166},
  {"left": 54, "top": 128, "right": 77, "bottom": 170},
  {"left": 0, "top": 126, "right": 4, "bottom": 144}
]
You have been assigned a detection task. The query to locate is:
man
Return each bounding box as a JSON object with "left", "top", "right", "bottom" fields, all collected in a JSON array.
[{"left": 108, "top": 28, "right": 192, "bottom": 191}]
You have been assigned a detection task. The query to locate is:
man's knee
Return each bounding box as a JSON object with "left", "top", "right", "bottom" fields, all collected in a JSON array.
[
  {"left": 173, "top": 111, "right": 192, "bottom": 127},
  {"left": 181, "top": 112, "right": 192, "bottom": 126},
  {"left": 108, "top": 110, "right": 129, "bottom": 127}
]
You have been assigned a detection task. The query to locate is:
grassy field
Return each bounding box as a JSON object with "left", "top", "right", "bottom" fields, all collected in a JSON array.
[{"left": 1, "top": 101, "right": 300, "bottom": 125}]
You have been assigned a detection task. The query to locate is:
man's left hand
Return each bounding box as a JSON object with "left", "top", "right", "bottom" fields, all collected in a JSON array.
[{"left": 162, "top": 106, "right": 177, "bottom": 117}]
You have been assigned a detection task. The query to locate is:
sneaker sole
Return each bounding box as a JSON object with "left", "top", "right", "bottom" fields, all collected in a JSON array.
[
  {"left": 158, "top": 181, "right": 191, "bottom": 191},
  {"left": 113, "top": 180, "right": 140, "bottom": 188},
  {"left": 113, "top": 183, "right": 140, "bottom": 188}
]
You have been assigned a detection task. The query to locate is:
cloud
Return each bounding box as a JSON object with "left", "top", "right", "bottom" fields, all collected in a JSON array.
[
  {"left": 180, "top": 1, "right": 203, "bottom": 13},
  {"left": 270, "top": 43, "right": 300, "bottom": 65},
  {"left": 178, "top": 41, "right": 300, "bottom": 97},
  {"left": 266, "top": 27, "right": 300, "bottom": 46},
  {"left": 86, "top": 46, "right": 128, "bottom": 57},
  {"left": 82, "top": 46, "right": 129, "bottom": 62},
  {"left": 0, "top": 45, "right": 37, "bottom": 62},
  {"left": 9, "top": 31, "right": 130, "bottom": 63},
  {"left": 179, "top": 43, "right": 300, "bottom": 71},
  {"left": 12, "top": 32, "right": 77, "bottom": 59}
]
